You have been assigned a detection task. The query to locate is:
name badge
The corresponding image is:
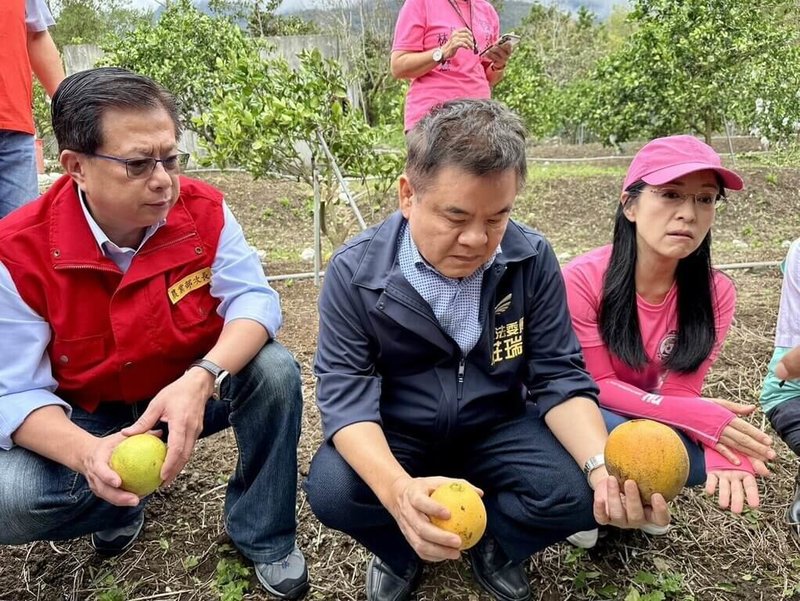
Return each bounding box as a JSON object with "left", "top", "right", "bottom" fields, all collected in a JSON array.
[{"left": 168, "top": 267, "right": 211, "bottom": 304}]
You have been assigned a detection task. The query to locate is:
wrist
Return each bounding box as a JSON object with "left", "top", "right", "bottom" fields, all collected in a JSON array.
[
  {"left": 185, "top": 365, "right": 215, "bottom": 399},
  {"left": 588, "top": 466, "right": 609, "bottom": 490}
]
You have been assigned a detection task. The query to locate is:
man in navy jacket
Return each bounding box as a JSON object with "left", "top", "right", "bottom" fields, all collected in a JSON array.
[{"left": 304, "top": 99, "right": 669, "bottom": 601}]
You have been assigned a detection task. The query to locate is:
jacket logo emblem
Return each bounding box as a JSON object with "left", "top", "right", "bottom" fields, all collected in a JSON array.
[
  {"left": 168, "top": 267, "right": 211, "bottom": 304},
  {"left": 494, "top": 293, "right": 512, "bottom": 314}
]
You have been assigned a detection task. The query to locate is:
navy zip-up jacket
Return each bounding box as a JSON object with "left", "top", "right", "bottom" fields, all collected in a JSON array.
[{"left": 315, "top": 211, "right": 599, "bottom": 442}]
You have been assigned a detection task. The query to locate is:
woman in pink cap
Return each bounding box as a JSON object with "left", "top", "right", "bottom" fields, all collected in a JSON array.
[{"left": 561, "top": 135, "right": 775, "bottom": 548}]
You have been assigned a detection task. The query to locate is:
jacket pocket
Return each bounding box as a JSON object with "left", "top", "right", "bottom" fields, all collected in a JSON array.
[{"left": 51, "top": 334, "right": 106, "bottom": 374}]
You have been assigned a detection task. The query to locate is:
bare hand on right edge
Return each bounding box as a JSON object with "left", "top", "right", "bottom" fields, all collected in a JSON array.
[
  {"left": 79, "top": 432, "right": 141, "bottom": 507},
  {"left": 388, "top": 476, "right": 474, "bottom": 561}
]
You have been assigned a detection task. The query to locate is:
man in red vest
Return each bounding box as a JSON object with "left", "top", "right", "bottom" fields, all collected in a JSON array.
[
  {"left": 0, "top": 67, "right": 310, "bottom": 600},
  {"left": 0, "top": 0, "right": 65, "bottom": 217}
]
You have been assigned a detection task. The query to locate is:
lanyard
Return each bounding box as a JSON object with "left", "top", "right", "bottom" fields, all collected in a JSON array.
[{"left": 447, "top": 0, "right": 478, "bottom": 54}]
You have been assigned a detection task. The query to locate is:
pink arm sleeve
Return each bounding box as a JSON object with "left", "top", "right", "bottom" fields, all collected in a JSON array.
[
  {"left": 565, "top": 261, "right": 751, "bottom": 472},
  {"left": 584, "top": 347, "right": 735, "bottom": 446}
]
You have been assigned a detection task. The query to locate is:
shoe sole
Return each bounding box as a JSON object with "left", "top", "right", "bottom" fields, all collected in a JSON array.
[
  {"left": 255, "top": 568, "right": 310, "bottom": 600},
  {"left": 468, "top": 555, "right": 531, "bottom": 601}
]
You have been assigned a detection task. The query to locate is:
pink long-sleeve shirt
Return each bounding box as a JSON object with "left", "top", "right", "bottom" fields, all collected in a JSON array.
[{"left": 562, "top": 245, "right": 751, "bottom": 474}]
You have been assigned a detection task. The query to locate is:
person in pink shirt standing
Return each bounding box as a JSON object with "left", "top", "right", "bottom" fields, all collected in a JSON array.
[
  {"left": 390, "top": 0, "right": 514, "bottom": 132},
  {"left": 561, "top": 135, "right": 776, "bottom": 548}
]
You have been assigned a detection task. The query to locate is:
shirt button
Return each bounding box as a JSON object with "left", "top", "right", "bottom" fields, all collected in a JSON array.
[
  {"left": 59, "top": 355, "right": 69, "bottom": 363},
  {"left": 123, "top": 361, "right": 134, "bottom": 369}
]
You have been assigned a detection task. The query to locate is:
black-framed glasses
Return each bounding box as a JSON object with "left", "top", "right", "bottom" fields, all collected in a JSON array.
[{"left": 89, "top": 152, "right": 190, "bottom": 179}]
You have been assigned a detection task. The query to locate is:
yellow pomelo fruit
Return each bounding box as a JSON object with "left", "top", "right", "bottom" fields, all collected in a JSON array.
[
  {"left": 430, "top": 482, "right": 487, "bottom": 550},
  {"left": 605, "top": 419, "right": 689, "bottom": 504},
  {"left": 110, "top": 434, "right": 167, "bottom": 497}
]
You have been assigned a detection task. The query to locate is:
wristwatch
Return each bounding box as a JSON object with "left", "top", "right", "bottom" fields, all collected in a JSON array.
[
  {"left": 582, "top": 453, "right": 606, "bottom": 484},
  {"left": 189, "top": 359, "right": 230, "bottom": 401},
  {"left": 432, "top": 47, "right": 444, "bottom": 63}
]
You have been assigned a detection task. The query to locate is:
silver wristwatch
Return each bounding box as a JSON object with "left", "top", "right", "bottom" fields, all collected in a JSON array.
[
  {"left": 432, "top": 47, "right": 444, "bottom": 63},
  {"left": 582, "top": 453, "right": 605, "bottom": 483},
  {"left": 189, "top": 359, "right": 230, "bottom": 401}
]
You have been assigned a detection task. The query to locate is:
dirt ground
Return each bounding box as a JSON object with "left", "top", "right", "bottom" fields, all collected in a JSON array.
[{"left": 2, "top": 145, "right": 800, "bottom": 601}]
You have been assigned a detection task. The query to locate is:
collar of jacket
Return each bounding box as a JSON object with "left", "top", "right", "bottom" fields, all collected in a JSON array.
[
  {"left": 350, "top": 210, "right": 540, "bottom": 291},
  {"left": 47, "top": 175, "right": 203, "bottom": 273}
]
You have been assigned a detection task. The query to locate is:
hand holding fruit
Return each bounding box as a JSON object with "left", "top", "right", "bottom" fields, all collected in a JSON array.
[
  {"left": 121, "top": 369, "right": 210, "bottom": 485},
  {"left": 387, "top": 475, "right": 470, "bottom": 562},
  {"left": 79, "top": 431, "right": 142, "bottom": 507}
]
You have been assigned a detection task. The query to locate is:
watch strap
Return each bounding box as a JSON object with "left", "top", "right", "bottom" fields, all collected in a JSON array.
[
  {"left": 582, "top": 453, "right": 605, "bottom": 483},
  {"left": 189, "top": 359, "right": 229, "bottom": 401}
]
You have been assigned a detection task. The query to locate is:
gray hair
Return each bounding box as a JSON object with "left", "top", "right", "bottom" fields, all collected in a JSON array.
[
  {"left": 52, "top": 67, "right": 182, "bottom": 154},
  {"left": 405, "top": 99, "right": 527, "bottom": 194}
]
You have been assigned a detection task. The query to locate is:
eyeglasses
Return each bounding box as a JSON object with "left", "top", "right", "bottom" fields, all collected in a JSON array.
[
  {"left": 89, "top": 152, "right": 190, "bottom": 179},
  {"left": 650, "top": 187, "right": 722, "bottom": 207}
]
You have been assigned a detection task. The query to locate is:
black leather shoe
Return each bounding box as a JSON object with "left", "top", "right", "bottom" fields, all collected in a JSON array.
[
  {"left": 366, "top": 555, "right": 422, "bottom": 601},
  {"left": 468, "top": 537, "right": 530, "bottom": 601},
  {"left": 785, "top": 468, "right": 800, "bottom": 542}
]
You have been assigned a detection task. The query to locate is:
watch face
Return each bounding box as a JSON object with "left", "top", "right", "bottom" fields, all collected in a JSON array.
[{"left": 433, "top": 48, "right": 443, "bottom": 63}]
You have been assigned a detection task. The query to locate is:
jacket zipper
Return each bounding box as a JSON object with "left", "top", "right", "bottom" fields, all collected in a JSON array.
[{"left": 457, "top": 356, "right": 465, "bottom": 401}]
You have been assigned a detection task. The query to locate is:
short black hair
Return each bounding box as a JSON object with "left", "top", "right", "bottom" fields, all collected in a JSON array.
[
  {"left": 405, "top": 99, "right": 527, "bottom": 194},
  {"left": 51, "top": 67, "right": 182, "bottom": 154}
]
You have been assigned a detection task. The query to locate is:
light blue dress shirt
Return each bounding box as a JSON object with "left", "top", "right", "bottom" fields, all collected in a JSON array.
[
  {"left": 397, "top": 222, "right": 498, "bottom": 355},
  {"left": 25, "top": 0, "right": 56, "bottom": 31},
  {"left": 0, "top": 191, "right": 282, "bottom": 449}
]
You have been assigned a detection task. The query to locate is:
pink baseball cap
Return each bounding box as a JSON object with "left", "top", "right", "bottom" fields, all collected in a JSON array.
[{"left": 622, "top": 135, "right": 744, "bottom": 193}]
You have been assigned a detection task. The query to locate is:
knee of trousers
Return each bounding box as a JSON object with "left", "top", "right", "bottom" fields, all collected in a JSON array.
[
  {"left": 502, "top": 476, "right": 597, "bottom": 533},
  {"left": 234, "top": 341, "right": 303, "bottom": 413},
  {"left": 304, "top": 444, "right": 373, "bottom": 532},
  {"left": 0, "top": 449, "right": 83, "bottom": 544}
]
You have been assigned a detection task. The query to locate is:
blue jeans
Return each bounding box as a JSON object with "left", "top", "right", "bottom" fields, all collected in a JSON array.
[
  {"left": 0, "top": 131, "right": 39, "bottom": 218},
  {"left": 304, "top": 403, "right": 598, "bottom": 576},
  {"left": 601, "top": 408, "right": 706, "bottom": 487},
  {"left": 0, "top": 340, "right": 304, "bottom": 564}
]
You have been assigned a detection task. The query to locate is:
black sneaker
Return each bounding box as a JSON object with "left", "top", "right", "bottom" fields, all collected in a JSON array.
[{"left": 91, "top": 512, "right": 145, "bottom": 556}]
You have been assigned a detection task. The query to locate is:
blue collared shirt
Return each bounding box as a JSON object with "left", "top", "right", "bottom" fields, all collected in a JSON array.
[
  {"left": 26, "top": 0, "right": 55, "bottom": 31},
  {"left": 0, "top": 193, "right": 281, "bottom": 449},
  {"left": 397, "top": 222, "right": 498, "bottom": 355}
]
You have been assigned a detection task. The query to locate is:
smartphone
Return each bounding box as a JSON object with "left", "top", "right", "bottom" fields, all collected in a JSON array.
[{"left": 479, "top": 33, "right": 521, "bottom": 56}]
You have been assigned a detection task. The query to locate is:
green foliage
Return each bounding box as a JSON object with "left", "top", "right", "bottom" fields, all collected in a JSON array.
[
  {"left": 495, "top": 3, "right": 611, "bottom": 139},
  {"left": 32, "top": 81, "right": 51, "bottom": 139},
  {"left": 49, "top": 0, "right": 152, "bottom": 48},
  {"left": 575, "top": 0, "right": 800, "bottom": 145},
  {"left": 197, "top": 47, "right": 402, "bottom": 246},
  {"left": 100, "top": 0, "right": 263, "bottom": 144},
  {"left": 213, "top": 558, "right": 251, "bottom": 601},
  {"left": 624, "top": 570, "right": 685, "bottom": 600},
  {"left": 209, "top": 0, "right": 318, "bottom": 36}
]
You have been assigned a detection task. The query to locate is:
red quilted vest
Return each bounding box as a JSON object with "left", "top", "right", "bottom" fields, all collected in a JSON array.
[{"left": 0, "top": 175, "right": 226, "bottom": 412}]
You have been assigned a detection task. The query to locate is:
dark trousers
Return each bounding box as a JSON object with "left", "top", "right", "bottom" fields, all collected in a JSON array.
[
  {"left": 304, "top": 404, "right": 597, "bottom": 576},
  {"left": 767, "top": 397, "right": 800, "bottom": 457}
]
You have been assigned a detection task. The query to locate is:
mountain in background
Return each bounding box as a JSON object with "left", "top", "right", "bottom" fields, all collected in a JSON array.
[
  {"left": 177, "top": 1, "right": 624, "bottom": 33},
  {"left": 288, "top": 1, "right": 611, "bottom": 35}
]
